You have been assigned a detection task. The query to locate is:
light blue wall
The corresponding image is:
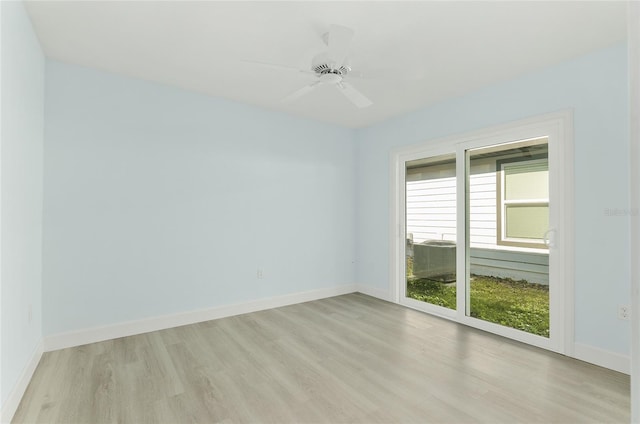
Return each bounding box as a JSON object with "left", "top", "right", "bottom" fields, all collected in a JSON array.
[
  {"left": 355, "top": 44, "right": 630, "bottom": 355},
  {"left": 43, "top": 61, "right": 356, "bottom": 335},
  {"left": 0, "top": 1, "right": 44, "bottom": 407}
]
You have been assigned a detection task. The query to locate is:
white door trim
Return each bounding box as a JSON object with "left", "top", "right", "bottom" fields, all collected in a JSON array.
[{"left": 390, "top": 110, "right": 574, "bottom": 355}]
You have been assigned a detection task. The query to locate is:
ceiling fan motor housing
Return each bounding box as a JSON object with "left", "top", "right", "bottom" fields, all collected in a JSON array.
[
  {"left": 311, "top": 52, "right": 350, "bottom": 76},
  {"left": 312, "top": 62, "right": 351, "bottom": 76}
]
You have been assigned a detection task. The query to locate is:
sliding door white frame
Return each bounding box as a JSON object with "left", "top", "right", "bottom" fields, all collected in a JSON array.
[
  {"left": 390, "top": 111, "right": 574, "bottom": 355},
  {"left": 395, "top": 145, "right": 458, "bottom": 321}
]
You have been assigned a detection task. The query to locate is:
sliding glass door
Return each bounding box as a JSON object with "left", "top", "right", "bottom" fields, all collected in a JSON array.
[
  {"left": 395, "top": 113, "right": 570, "bottom": 353},
  {"left": 465, "top": 138, "right": 550, "bottom": 338},
  {"left": 404, "top": 154, "right": 457, "bottom": 314}
]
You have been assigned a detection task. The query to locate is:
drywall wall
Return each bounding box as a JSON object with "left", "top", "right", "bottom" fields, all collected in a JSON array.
[
  {"left": 0, "top": 0, "right": 44, "bottom": 408},
  {"left": 355, "top": 44, "right": 630, "bottom": 357},
  {"left": 42, "top": 61, "right": 356, "bottom": 335}
]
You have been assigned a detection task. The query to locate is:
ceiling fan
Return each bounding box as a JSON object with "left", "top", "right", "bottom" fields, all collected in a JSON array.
[{"left": 245, "top": 25, "right": 375, "bottom": 109}]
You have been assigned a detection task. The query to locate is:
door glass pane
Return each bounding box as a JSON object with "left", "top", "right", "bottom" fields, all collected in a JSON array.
[
  {"left": 405, "top": 154, "right": 456, "bottom": 310},
  {"left": 466, "top": 138, "right": 550, "bottom": 337}
]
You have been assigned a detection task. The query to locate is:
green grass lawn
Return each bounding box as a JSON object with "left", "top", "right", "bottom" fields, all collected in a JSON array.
[{"left": 406, "top": 275, "right": 549, "bottom": 337}]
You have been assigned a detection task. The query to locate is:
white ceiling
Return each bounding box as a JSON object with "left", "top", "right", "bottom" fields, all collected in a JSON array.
[{"left": 25, "top": 1, "right": 627, "bottom": 128}]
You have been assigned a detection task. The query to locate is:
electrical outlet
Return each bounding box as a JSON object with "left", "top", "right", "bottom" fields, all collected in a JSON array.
[
  {"left": 257, "top": 268, "right": 263, "bottom": 279},
  {"left": 618, "top": 305, "right": 630, "bottom": 321}
]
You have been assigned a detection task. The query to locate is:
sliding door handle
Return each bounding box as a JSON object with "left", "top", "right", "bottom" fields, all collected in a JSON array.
[{"left": 543, "top": 228, "right": 556, "bottom": 248}]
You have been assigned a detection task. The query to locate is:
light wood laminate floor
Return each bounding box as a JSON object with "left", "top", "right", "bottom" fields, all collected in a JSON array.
[{"left": 13, "top": 293, "right": 629, "bottom": 423}]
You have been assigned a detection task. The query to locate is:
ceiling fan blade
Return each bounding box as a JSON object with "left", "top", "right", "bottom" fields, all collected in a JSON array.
[
  {"left": 240, "top": 60, "right": 314, "bottom": 76},
  {"left": 281, "top": 81, "right": 320, "bottom": 104},
  {"left": 337, "top": 82, "right": 372, "bottom": 108},
  {"left": 327, "top": 24, "right": 354, "bottom": 68}
]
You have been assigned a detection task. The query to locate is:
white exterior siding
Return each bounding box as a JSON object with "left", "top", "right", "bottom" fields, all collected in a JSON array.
[
  {"left": 406, "top": 176, "right": 457, "bottom": 242},
  {"left": 406, "top": 171, "right": 498, "bottom": 248},
  {"left": 468, "top": 172, "right": 498, "bottom": 248}
]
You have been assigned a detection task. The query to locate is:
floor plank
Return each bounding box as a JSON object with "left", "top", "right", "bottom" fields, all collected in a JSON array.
[{"left": 12, "top": 293, "right": 630, "bottom": 423}]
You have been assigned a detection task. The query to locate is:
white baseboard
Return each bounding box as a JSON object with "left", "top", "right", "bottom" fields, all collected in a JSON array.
[
  {"left": 44, "top": 284, "right": 357, "bottom": 352},
  {"left": 356, "top": 283, "right": 393, "bottom": 301},
  {"left": 573, "top": 342, "right": 630, "bottom": 375},
  {"left": 0, "top": 340, "right": 44, "bottom": 424}
]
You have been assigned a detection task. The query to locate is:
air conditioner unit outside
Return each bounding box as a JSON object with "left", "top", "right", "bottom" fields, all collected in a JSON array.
[{"left": 413, "top": 240, "right": 456, "bottom": 282}]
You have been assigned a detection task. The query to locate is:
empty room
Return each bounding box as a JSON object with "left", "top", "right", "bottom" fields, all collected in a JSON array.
[{"left": 2, "top": 1, "right": 639, "bottom": 423}]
